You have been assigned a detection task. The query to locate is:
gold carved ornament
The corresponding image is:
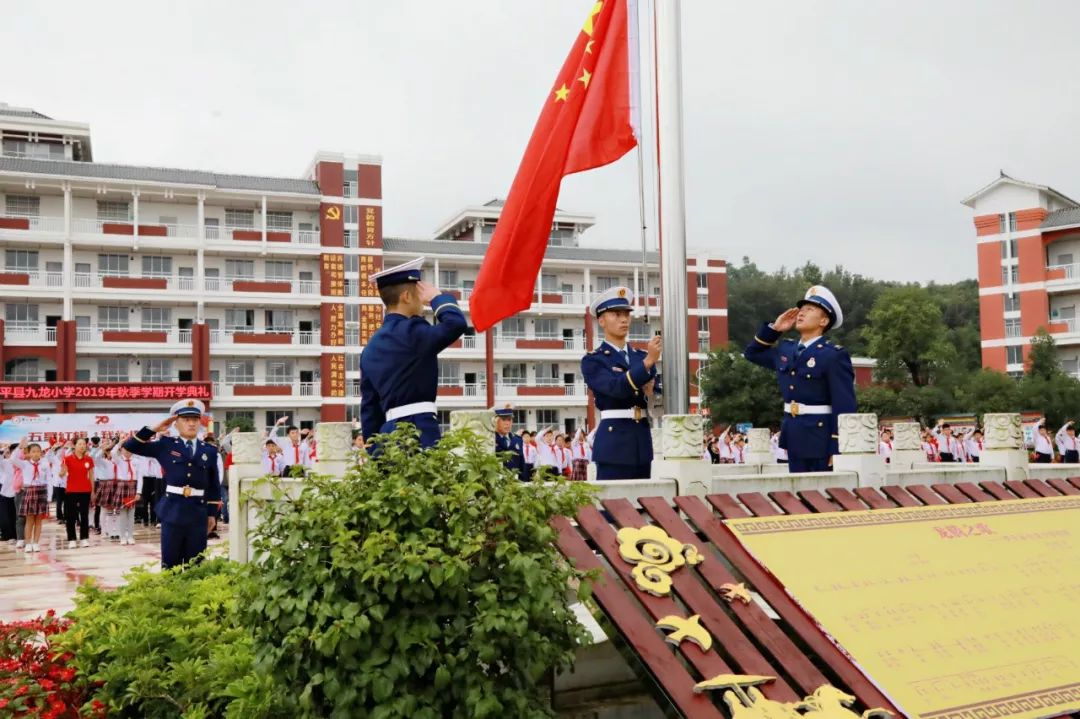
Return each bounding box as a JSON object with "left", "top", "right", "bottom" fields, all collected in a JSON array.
[
  {"left": 615, "top": 525, "right": 704, "bottom": 596},
  {"left": 691, "top": 675, "right": 892, "bottom": 719}
]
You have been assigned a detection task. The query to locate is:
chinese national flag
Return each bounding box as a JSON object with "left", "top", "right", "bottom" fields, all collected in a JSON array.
[{"left": 469, "top": 0, "right": 638, "bottom": 331}]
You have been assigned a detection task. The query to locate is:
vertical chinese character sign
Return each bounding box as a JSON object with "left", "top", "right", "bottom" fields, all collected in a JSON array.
[{"left": 360, "top": 305, "right": 383, "bottom": 344}]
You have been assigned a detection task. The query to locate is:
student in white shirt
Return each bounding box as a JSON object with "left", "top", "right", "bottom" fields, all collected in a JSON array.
[
  {"left": 0, "top": 444, "right": 17, "bottom": 543},
  {"left": 932, "top": 421, "right": 959, "bottom": 462},
  {"left": 534, "top": 428, "right": 561, "bottom": 474},
  {"left": 878, "top": 429, "right": 893, "bottom": 464},
  {"left": 1055, "top": 421, "right": 1079, "bottom": 463},
  {"left": 269, "top": 417, "right": 313, "bottom": 470},
  {"left": 263, "top": 440, "right": 287, "bottom": 476},
  {"left": 7, "top": 440, "right": 53, "bottom": 552},
  {"left": 112, "top": 448, "right": 144, "bottom": 545},
  {"left": 770, "top": 431, "right": 788, "bottom": 464},
  {"left": 964, "top": 428, "right": 983, "bottom": 463},
  {"left": 1033, "top": 419, "right": 1054, "bottom": 463}
]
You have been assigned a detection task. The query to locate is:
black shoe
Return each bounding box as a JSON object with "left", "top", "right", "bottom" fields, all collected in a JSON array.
[{"left": 207, "top": 532, "right": 220, "bottom": 539}]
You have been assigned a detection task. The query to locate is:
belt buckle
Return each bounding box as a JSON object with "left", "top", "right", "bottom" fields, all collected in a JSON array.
[
  {"left": 633, "top": 406, "right": 642, "bottom": 422},
  {"left": 790, "top": 401, "right": 800, "bottom": 417},
  {"left": 182, "top": 485, "right": 192, "bottom": 498}
]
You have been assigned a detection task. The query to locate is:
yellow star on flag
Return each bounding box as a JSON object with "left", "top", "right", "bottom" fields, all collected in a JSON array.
[
  {"left": 582, "top": 1, "right": 603, "bottom": 36},
  {"left": 554, "top": 84, "right": 570, "bottom": 102},
  {"left": 577, "top": 68, "right": 592, "bottom": 89},
  {"left": 585, "top": 39, "right": 595, "bottom": 54}
]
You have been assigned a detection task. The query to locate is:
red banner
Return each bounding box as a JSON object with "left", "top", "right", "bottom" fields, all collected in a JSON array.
[{"left": 0, "top": 382, "right": 213, "bottom": 402}]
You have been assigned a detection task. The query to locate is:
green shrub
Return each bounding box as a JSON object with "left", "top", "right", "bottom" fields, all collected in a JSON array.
[
  {"left": 58, "top": 558, "right": 282, "bottom": 719},
  {"left": 245, "top": 426, "right": 596, "bottom": 718}
]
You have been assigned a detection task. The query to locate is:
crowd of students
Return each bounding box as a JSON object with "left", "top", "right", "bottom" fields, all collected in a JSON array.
[{"left": 702, "top": 427, "right": 788, "bottom": 464}]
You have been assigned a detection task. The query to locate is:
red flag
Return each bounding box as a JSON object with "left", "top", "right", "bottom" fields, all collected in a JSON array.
[{"left": 469, "top": 0, "right": 638, "bottom": 331}]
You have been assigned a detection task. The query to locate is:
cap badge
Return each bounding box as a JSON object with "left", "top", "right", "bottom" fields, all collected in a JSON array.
[
  {"left": 809, "top": 287, "right": 818, "bottom": 296},
  {"left": 618, "top": 289, "right": 627, "bottom": 298},
  {"left": 187, "top": 401, "right": 195, "bottom": 407},
  {"left": 807, "top": 358, "right": 817, "bottom": 368}
]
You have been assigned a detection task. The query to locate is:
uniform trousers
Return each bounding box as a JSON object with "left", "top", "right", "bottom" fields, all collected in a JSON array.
[
  {"left": 596, "top": 463, "right": 651, "bottom": 480},
  {"left": 14, "top": 490, "right": 25, "bottom": 541},
  {"left": 0, "top": 496, "right": 16, "bottom": 540},
  {"left": 54, "top": 486, "right": 66, "bottom": 521},
  {"left": 161, "top": 521, "right": 208, "bottom": 569},
  {"left": 64, "top": 492, "right": 91, "bottom": 541},
  {"left": 788, "top": 457, "right": 831, "bottom": 473},
  {"left": 1035, "top": 452, "right": 1052, "bottom": 464},
  {"left": 1065, "top": 450, "right": 1079, "bottom": 464}
]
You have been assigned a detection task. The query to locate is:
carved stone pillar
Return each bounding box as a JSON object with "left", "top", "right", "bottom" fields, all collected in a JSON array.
[
  {"left": 745, "top": 428, "right": 773, "bottom": 466},
  {"left": 979, "top": 413, "right": 1028, "bottom": 481},
  {"left": 228, "top": 432, "right": 262, "bottom": 563},
  {"left": 889, "top": 421, "right": 924, "bottom": 470},
  {"left": 661, "top": 414, "right": 703, "bottom": 460},
  {"left": 832, "top": 413, "right": 886, "bottom": 487},
  {"left": 652, "top": 414, "right": 711, "bottom": 495},
  {"left": 314, "top": 421, "right": 354, "bottom": 477},
  {"left": 450, "top": 409, "right": 495, "bottom": 453}
]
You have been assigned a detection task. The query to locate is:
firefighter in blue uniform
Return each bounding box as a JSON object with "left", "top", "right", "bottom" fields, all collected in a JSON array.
[
  {"left": 493, "top": 404, "right": 527, "bottom": 481},
  {"left": 360, "top": 257, "right": 467, "bottom": 449},
  {"left": 581, "top": 287, "right": 662, "bottom": 480},
  {"left": 744, "top": 285, "right": 857, "bottom": 473},
  {"left": 123, "top": 399, "right": 221, "bottom": 569}
]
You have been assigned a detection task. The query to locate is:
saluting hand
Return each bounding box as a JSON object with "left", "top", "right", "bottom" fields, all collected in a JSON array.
[
  {"left": 772, "top": 307, "right": 798, "bottom": 332},
  {"left": 416, "top": 281, "right": 440, "bottom": 305},
  {"left": 644, "top": 335, "right": 662, "bottom": 368},
  {"left": 151, "top": 415, "right": 177, "bottom": 435}
]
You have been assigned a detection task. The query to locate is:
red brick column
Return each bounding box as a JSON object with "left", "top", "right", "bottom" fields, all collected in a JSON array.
[{"left": 55, "top": 320, "right": 77, "bottom": 413}]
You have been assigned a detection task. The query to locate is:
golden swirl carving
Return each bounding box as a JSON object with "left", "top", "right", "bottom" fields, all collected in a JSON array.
[{"left": 616, "top": 525, "right": 704, "bottom": 596}]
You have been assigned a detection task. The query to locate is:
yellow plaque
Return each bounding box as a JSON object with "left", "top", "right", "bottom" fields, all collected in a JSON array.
[{"left": 725, "top": 497, "right": 1080, "bottom": 719}]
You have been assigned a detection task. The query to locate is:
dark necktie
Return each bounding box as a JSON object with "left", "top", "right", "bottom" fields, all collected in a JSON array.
[
  {"left": 187, "top": 440, "right": 195, "bottom": 458},
  {"left": 796, "top": 344, "right": 806, "bottom": 360}
]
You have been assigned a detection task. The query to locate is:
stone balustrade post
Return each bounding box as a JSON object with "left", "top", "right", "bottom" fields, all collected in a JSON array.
[
  {"left": 889, "top": 421, "right": 924, "bottom": 470},
  {"left": 831, "top": 413, "right": 886, "bottom": 487},
  {"left": 979, "top": 413, "right": 1028, "bottom": 481},
  {"left": 314, "top": 422, "right": 354, "bottom": 478},
  {"left": 651, "top": 414, "right": 712, "bottom": 496},
  {"left": 228, "top": 432, "right": 262, "bottom": 563},
  {"left": 450, "top": 409, "right": 495, "bottom": 453},
  {"left": 745, "top": 428, "right": 773, "bottom": 466}
]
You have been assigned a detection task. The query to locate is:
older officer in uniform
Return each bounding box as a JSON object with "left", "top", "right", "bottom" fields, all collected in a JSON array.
[
  {"left": 123, "top": 399, "right": 221, "bottom": 569},
  {"left": 493, "top": 405, "right": 527, "bottom": 481},
  {"left": 581, "top": 287, "right": 662, "bottom": 480},
  {"left": 360, "top": 257, "right": 467, "bottom": 449},
  {"left": 744, "top": 285, "right": 856, "bottom": 473}
]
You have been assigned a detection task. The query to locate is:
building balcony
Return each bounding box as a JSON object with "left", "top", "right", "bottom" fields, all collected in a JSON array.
[
  {"left": 494, "top": 381, "right": 588, "bottom": 398},
  {"left": 3, "top": 323, "right": 57, "bottom": 345},
  {"left": 205, "top": 225, "right": 320, "bottom": 246},
  {"left": 204, "top": 277, "right": 320, "bottom": 295},
  {"left": 0, "top": 270, "right": 65, "bottom": 290},
  {"left": 1046, "top": 264, "right": 1080, "bottom": 293},
  {"left": 212, "top": 381, "right": 319, "bottom": 398},
  {"left": 0, "top": 214, "right": 65, "bottom": 235},
  {"left": 0, "top": 216, "right": 321, "bottom": 248},
  {"left": 493, "top": 334, "right": 586, "bottom": 352},
  {"left": 209, "top": 329, "right": 319, "bottom": 347}
]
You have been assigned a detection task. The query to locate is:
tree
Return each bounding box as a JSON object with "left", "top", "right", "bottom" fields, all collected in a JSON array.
[
  {"left": 226, "top": 415, "right": 256, "bottom": 433},
  {"left": 958, "top": 370, "right": 1021, "bottom": 416},
  {"left": 1026, "top": 328, "right": 1062, "bottom": 380},
  {"left": 863, "top": 286, "right": 957, "bottom": 386},
  {"left": 698, "top": 347, "right": 782, "bottom": 429}
]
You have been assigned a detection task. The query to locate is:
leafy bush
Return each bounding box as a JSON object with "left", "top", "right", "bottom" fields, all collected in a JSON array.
[
  {"left": 245, "top": 425, "right": 596, "bottom": 718},
  {"left": 58, "top": 558, "right": 281, "bottom": 719},
  {"left": 0, "top": 611, "right": 100, "bottom": 719}
]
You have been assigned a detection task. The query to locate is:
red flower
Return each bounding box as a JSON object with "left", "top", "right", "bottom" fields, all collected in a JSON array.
[
  {"left": 14, "top": 684, "right": 28, "bottom": 696},
  {"left": 39, "top": 678, "right": 56, "bottom": 691},
  {"left": 0, "top": 698, "right": 8, "bottom": 708},
  {"left": 58, "top": 668, "right": 75, "bottom": 682}
]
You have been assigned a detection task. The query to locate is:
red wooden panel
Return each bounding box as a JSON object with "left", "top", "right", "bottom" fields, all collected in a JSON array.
[
  {"left": 604, "top": 499, "right": 800, "bottom": 702},
  {"left": 854, "top": 487, "right": 895, "bottom": 509},
  {"left": 638, "top": 497, "right": 825, "bottom": 699},
  {"left": 705, "top": 493, "right": 750, "bottom": 519},
  {"left": 768, "top": 491, "right": 812, "bottom": 514},
  {"left": 798, "top": 490, "right": 841, "bottom": 513},
  {"left": 1025, "top": 478, "right": 1061, "bottom": 498},
  {"left": 1070, "top": 477, "right": 1080, "bottom": 492},
  {"left": 1047, "top": 478, "right": 1080, "bottom": 496},
  {"left": 576, "top": 505, "right": 736, "bottom": 684},
  {"left": 931, "top": 484, "right": 971, "bottom": 503},
  {"left": 737, "top": 492, "right": 780, "bottom": 517},
  {"left": 880, "top": 485, "right": 922, "bottom": 507},
  {"left": 907, "top": 485, "right": 947, "bottom": 505},
  {"left": 674, "top": 495, "right": 900, "bottom": 715},
  {"left": 826, "top": 488, "right": 867, "bottom": 511},
  {"left": 1004, "top": 480, "right": 1040, "bottom": 498},
  {"left": 551, "top": 516, "right": 726, "bottom": 719},
  {"left": 980, "top": 481, "right": 1018, "bottom": 501},
  {"left": 954, "top": 482, "right": 995, "bottom": 502}
]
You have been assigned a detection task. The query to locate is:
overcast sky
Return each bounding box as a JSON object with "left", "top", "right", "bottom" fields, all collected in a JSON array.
[{"left": 7, "top": 0, "right": 1080, "bottom": 283}]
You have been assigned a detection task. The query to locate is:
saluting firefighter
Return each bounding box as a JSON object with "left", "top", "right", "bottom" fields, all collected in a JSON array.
[
  {"left": 360, "top": 257, "right": 468, "bottom": 450},
  {"left": 581, "top": 286, "right": 662, "bottom": 480},
  {"left": 744, "top": 285, "right": 856, "bottom": 473},
  {"left": 493, "top": 405, "right": 528, "bottom": 481},
  {"left": 123, "top": 399, "right": 222, "bottom": 569}
]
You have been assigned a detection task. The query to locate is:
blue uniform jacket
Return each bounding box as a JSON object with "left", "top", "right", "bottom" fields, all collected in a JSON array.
[
  {"left": 359, "top": 294, "right": 467, "bottom": 445},
  {"left": 123, "top": 429, "right": 221, "bottom": 526},
  {"left": 495, "top": 432, "right": 527, "bottom": 481},
  {"left": 581, "top": 341, "right": 657, "bottom": 467},
  {"left": 743, "top": 323, "right": 857, "bottom": 459}
]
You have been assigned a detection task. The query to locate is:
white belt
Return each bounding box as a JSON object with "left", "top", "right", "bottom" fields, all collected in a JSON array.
[
  {"left": 784, "top": 402, "right": 832, "bottom": 416},
  {"left": 165, "top": 485, "right": 205, "bottom": 497},
  {"left": 600, "top": 408, "right": 646, "bottom": 421},
  {"left": 385, "top": 402, "right": 438, "bottom": 422}
]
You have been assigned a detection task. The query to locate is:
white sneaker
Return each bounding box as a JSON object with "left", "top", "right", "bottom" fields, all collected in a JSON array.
[
  {"left": 68, "top": 540, "right": 76, "bottom": 549},
  {"left": 80, "top": 539, "right": 90, "bottom": 548},
  {"left": 15, "top": 540, "right": 24, "bottom": 550},
  {"left": 27, "top": 543, "right": 37, "bottom": 553}
]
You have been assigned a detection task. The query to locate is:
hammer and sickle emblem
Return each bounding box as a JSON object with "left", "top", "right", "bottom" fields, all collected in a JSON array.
[{"left": 325, "top": 206, "right": 341, "bottom": 221}]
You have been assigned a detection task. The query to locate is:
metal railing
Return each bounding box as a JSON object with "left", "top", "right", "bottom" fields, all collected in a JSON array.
[
  {"left": 0, "top": 269, "right": 65, "bottom": 288},
  {"left": 461, "top": 335, "right": 478, "bottom": 349},
  {"left": 213, "top": 381, "right": 317, "bottom": 397},
  {"left": 72, "top": 218, "right": 200, "bottom": 239},
  {"left": 1005, "top": 324, "right": 1023, "bottom": 339},
  {"left": 206, "top": 225, "right": 320, "bottom": 245},
  {"left": 209, "top": 329, "right": 318, "bottom": 345},
  {"left": 203, "top": 277, "right": 319, "bottom": 294},
  {"left": 1048, "top": 263, "right": 1079, "bottom": 280}
]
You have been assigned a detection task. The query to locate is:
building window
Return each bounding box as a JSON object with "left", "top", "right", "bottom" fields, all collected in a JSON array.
[
  {"left": 98, "top": 254, "right": 129, "bottom": 277},
  {"left": 226, "top": 360, "right": 255, "bottom": 385},
  {"left": 4, "top": 195, "right": 39, "bottom": 217},
  {"left": 75, "top": 369, "right": 90, "bottom": 381},
  {"left": 437, "top": 410, "right": 451, "bottom": 433},
  {"left": 346, "top": 353, "right": 360, "bottom": 372},
  {"left": 96, "top": 201, "right": 131, "bottom": 222},
  {"left": 344, "top": 206, "right": 358, "bottom": 224},
  {"left": 4, "top": 249, "right": 38, "bottom": 273},
  {"left": 511, "top": 410, "right": 527, "bottom": 431},
  {"left": 698, "top": 335, "right": 711, "bottom": 353},
  {"left": 98, "top": 306, "right": 128, "bottom": 330},
  {"left": 4, "top": 303, "right": 39, "bottom": 328},
  {"left": 225, "top": 410, "right": 255, "bottom": 427},
  {"left": 345, "top": 305, "right": 359, "bottom": 323},
  {"left": 533, "top": 363, "right": 559, "bottom": 383},
  {"left": 344, "top": 229, "right": 358, "bottom": 248},
  {"left": 344, "top": 255, "right": 359, "bottom": 273},
  {"left": 265, "top": 260, "right": 293, "bottom": 281},
  {"left": 1004, "top": 318, "right": 1021, "bottom": 338},
  {"left": 1006, "top": 346, "right": 1023, "bottom": 365},
  {"left": 697, "top": 316, "right": 710, "bottom": 333},
  {"left": 501, "top": 317, "right": 525, "bottom": 338},
  {"left": 1004, "top": 294, "right": 1020, "bottom": 312},
  {"left": 266, "top": 360, "right": 294, "bottom": 384},
  {"left": 696, "top": 273, "right": 708, "bottom": 290},
  {"left": 1000, "top": 265, "right": 1018, "bottom": 284},
  {"left": 141, "top": 307, "right": 171, "bottom": 331},
  {"left": 143, "top": 358, "right": 173, "bottom": 382},
  {"left": 1000, "top": 239, "right": 1018, "bottom": 260},
  {"left": 539, "top": 274, "right": 558, "bottom": 293},
  {"left": 1008, "top": 212, "right": 1017, "bottom": 232},
  {"left": 265, "top": 309, "right": 294, "bottom": 332},
  {"left": 225, "top": 309, "right": 254, "bottom": 332},
  {"left": 344, "top": 180, "right": 357, "bottom": 198},
  {"left": 595, "top": 275, "right": 619, "bottom": 291},
  {"left": 501, "top": 363, "right": 527, "bottom": 385},
  {"left": 225, "top": 208, "right": 255, "bottom": 228},
  {"left": 225, "top": 259, "right": 255, "bottom": 279},
  {"left": 536, "top": 409, "right": 559, "bottom": 427},
  {"left": 439, "top": 269, "right": 459, "bottom": 287},
  {"left": 531, "top": 318, "right": 556, "bottom": 339},
  {"left": 4, "top": 358, "right": 39, "bottom": 381},
  {"left": 141, "top": 255, "right": 172, "bottom": 277},
  {"left": 1061, "top": 357, "right": 1079, "bottom": 376},
  {"left": 548, "top": 227, "right": 574, "bottom": 247},
  {"left": 265, "top": 211, "right": 292, "bottom": 231},
  {"left": 438, "top": 360, "right": 459, "bottom": 386},
  {"left": 97, "top": 358, "right": 129, "bottom": 382}
]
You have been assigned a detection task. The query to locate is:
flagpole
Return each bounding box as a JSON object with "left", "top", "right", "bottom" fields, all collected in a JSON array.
[
  {"left": 654, "top": 0, "right": 689, "bottom": 415},
  {"left": 636, "top": 145, "right": 649, "bottom": 324}
]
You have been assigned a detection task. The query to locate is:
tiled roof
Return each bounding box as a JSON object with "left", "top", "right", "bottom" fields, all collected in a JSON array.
[
  {"left": 0, "top": 157, "right": 321, "bottom": 195},
  {"left": 384, "top": 236, "right": 659, "bottom": 264},
  {"left": 0, "top": 105, "right": 51, "bottom": 120},
  {"left": 1041, "top": 207, "right": 1080, "bottom": 229}
]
